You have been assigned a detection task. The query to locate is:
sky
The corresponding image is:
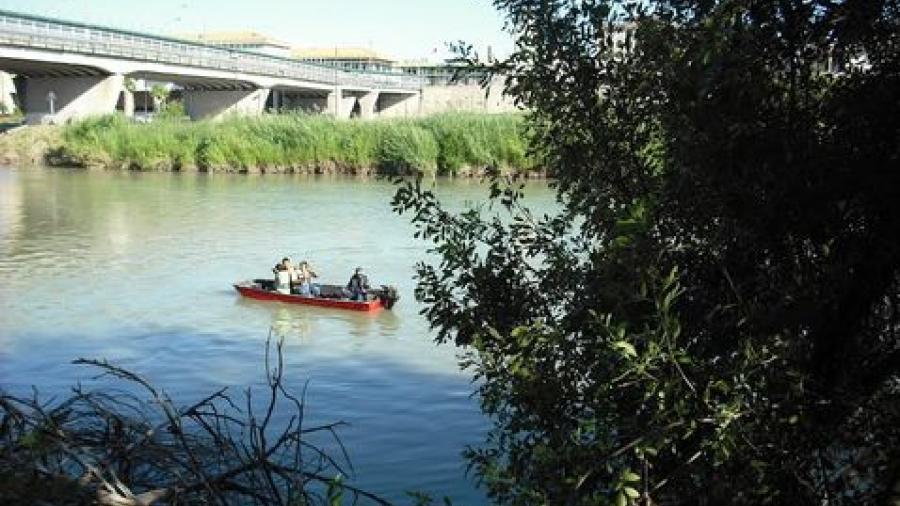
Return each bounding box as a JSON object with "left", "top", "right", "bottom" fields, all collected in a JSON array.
[{"left": 0, "top": 0, "right": 514, "bottom": 61}]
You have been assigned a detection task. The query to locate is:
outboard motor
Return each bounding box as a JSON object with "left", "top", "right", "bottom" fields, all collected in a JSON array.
[{"left": 376, "top": 285, "right": 400, "bottom": 309}]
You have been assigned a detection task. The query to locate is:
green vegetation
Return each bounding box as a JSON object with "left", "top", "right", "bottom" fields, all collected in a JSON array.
[
  {"left": 394, "top": 1, "right": 900, "bottom": 505},
  {"left": 57, "top": 112, "right": 532, "bottom": 175},
  {"left": 150, "top": 83, "right": 170, "bottom": 107},
  {"left": 0, "top": 104, "right": 23, "bottom": 127}
]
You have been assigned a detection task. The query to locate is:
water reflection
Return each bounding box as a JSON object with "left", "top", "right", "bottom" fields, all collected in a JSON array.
[
  {"left": 0, "top": 170, "right": 23, "bottom": 259},
  {"left": 0, "top": 167, "right": 555, "bottom": 503},
  {"left": 0, "top": 325, "right": 487, "bottom": 503},
  {"left": 235, "top": 297, "right": 403, "bottom": 342}
]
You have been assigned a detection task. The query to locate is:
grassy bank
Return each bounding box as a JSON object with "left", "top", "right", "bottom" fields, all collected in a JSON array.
[
  {"left": 54, "top": 112, "right": 534, "bottom": 176},
  {"left": 0, "top": 125, "right": 64, "bottom": 166}
]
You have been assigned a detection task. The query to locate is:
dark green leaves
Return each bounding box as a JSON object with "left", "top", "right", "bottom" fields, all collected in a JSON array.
[{"left": 395, "top": 0, "right": 900, "bottom": 504}]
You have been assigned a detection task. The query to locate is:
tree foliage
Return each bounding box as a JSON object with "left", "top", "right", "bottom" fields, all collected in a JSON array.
[{"left": 393, "top": 0, "right": 900, "bottom": 504}]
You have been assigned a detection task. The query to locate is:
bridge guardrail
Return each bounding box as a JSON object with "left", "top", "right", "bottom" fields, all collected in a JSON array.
[{"left": 0, "top": 10, "right": 425, "bottom": 91}]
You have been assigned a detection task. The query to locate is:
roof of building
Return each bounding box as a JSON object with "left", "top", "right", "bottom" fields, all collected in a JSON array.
[
  {"left": 399, "top": 59, "right": 470, "bottom": 68},
  {"left": 175, "top": 31, "right": 292, "bottom": 49},
  {"left": 291, "top": 47, "right": 396, "bottom": 63}
]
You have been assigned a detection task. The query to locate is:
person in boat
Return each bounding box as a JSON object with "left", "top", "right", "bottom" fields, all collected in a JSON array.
[
  {"left": 294, "top": 260, "right": 322, "bottom": 297},
  {"left": 346, "top": 267, "right": 370, "bottom": 301},
  {"left": 273, "top": 257, "right": 293, "bottom": 295}
]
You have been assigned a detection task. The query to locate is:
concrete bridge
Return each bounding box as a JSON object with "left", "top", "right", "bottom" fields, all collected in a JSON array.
[{"left": 0, "top": 10, "right": 424, "bottom": 124}]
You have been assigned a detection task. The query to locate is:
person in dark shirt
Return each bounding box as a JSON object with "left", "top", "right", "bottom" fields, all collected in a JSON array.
[{"left": 346, "top": 267, "right": 370, "bottom": 301}]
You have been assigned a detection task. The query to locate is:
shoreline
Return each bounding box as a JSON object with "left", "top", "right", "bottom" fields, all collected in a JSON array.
[
  {"left": 0, "top": 162, "right": 547, "bottom": 179},
  {"left": 0, "top": 112, "right": 540, "bottom": 177}
]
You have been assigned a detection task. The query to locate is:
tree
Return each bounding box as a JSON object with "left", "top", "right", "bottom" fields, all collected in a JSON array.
[
  {"left": 123, "top": 77, "right": 137, "bottom": 94},
  {"left": 393, "top": 0, "right": 900, "bottom": 504},
  {"left": 150, "top": 84, "right": 170, "bottom": 112}
]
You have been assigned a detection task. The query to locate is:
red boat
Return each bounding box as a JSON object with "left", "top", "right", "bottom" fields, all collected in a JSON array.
[{"left": 233, "top": 279, "right": 399, "bottom": 312}]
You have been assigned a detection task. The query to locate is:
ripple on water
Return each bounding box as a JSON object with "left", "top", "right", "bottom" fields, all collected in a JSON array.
[{"left": 0, "top": 169, "right": 556, "bottom": 503}]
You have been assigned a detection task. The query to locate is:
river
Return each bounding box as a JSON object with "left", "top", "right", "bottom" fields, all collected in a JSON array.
[{"left": 0, "top": 167, "right": 554, "bottom": 504}]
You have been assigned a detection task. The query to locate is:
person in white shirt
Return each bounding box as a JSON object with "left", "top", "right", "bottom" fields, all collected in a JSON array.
[{"left": 273, "top": 257, "right": 293, "bottom": 294}]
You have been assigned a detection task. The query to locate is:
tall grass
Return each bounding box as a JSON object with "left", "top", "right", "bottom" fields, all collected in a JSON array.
[{"left": 60, "top": 112, "right": 534, "bottom": 175}]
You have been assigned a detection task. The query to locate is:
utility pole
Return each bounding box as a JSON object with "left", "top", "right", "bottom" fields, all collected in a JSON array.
[
  {"left": 334, "top": 45, "right": 339, "bottom": 117},
  {"left": 47, "top": 90, "right": 57, "bottom": 116}
]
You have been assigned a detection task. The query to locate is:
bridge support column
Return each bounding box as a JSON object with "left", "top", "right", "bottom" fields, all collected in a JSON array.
[
  {"left": 358, "top": 91, "right": 379, "bottom": 119},
  {"left": 376, "top": 92, "right": 421, "bottom": 118},
  {"left": 23, "top": 74, "right": 124, "bottom": 125},
  {"left": 118, "top": 90, "right": 135, "bottom": 117},
  {"left": 327, "top": 88, "right": 341, "bottom": 117},
  {"left": 0, "top": 72, "right": 16, "bottom": 114},
  {"left": 326, "top": 87, "right": 358, "bottom": 119},
  {"left": 271, "top": 89, "right": 280, "bottom": 113},
  {"left": 183, "top": 88, "right": 270, "bottom": 121},
  {"left": 13, "top": 75, "right": 26, "bottom": 112},
  {"left": 270, "top": 89, "right": 290, "bottom": 113}
]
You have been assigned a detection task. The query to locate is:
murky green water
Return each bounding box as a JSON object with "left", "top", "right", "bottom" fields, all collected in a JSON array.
[{"left": 0, "top": 167, "right": 554, "bottom": 504}]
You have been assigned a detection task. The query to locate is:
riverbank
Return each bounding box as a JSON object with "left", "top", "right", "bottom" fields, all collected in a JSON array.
[
  {"left": 0, "top": 125, "right": 65, "bottom": 166},
  {"left": 0, "top": 113, "right": 536, "bottom": 176}
]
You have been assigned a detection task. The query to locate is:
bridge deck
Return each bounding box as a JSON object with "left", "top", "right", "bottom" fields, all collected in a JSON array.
[{"left": 0, "top": 9, "right": 424, "bottom": 91}]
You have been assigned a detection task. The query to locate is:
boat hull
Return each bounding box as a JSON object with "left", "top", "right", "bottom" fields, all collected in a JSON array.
[{"left": 234, "top": 281, "right": 386, "bottom": 312}]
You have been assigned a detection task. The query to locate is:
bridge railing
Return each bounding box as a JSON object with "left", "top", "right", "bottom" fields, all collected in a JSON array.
[{"left": 0, "top": 10, "right": 425, "bottom": 91}]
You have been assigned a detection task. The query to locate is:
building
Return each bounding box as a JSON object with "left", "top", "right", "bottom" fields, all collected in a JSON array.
[
  {"left": 172, "top": 30, "right": 494, "bottom": 85},
  {"left": 398, "top": 60, "right": 488, "bottom": 86},
  {"left": 290, "top": 47, "right": 397, "bottom": 73},
  {"left": 175, "top": 31, "right": 292, "bottom": 58}
]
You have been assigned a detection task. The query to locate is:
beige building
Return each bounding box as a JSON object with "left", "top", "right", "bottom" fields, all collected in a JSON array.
[
  {"left": 164, "top": 30, "right": 519, "bottom": 117},
  {"left": 398, "top": 60, "right": 489, "bottom": 86},
  {"left": 174, "top": 30, "right": 495, "bottom": 87},
  {"left": 175, "top": 31, "right": 293, "bottom": 58},
  {"left": 291, "top": 47, "right": 396, "bottom": 73}
]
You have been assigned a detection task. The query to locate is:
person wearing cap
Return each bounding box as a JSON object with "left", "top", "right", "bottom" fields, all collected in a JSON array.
[{"left": 346, "top": 267, "right": 370, "bottom": 301}]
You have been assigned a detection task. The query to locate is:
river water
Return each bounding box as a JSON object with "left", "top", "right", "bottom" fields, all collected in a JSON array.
[{"left": 0, "top": 167, "right": 553, "bottom": 504}]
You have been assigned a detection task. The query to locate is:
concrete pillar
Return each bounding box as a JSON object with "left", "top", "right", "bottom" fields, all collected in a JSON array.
[
  {"left": 23, "top": 74, "right": 124, "bottom": 125},
  {"left": 0, "top": 72, "right": 16, "bottom": 115},
  {"left": 358, "top": 91, "right": 379, "bottom": 119},
  {"left": 183, "top": 88, "right": 270, "bottom": 121},
  {"left": 271, "top": 89, "right": 283, "bottom": 113},
  {"left": 326, "top": 87, "right": 358, "bottom": 119},
  {"left": 122, "top": 90, "right": 135, "bottom": 117},
  {"left": 341, "top": 96, "right": 358, "bottom": 119},
  {"left": 327, "top": 87, "right": 342, "bottom": 117},
  {"left": 377, "top": 92, "right": 420, "bottom": 118},
  {"left": 13, "top": 75, "right": 26, "bottom": 112}
]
